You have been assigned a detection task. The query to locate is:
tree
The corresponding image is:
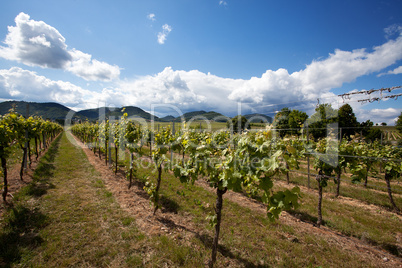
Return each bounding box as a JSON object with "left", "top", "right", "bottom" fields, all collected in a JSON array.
[
  {"left": 273, "top": 107, "right": 291, "bottom": 137},
  {"left": 1, "top": 112, "right": 63, "bottom": 202},
  {"left": 338, "top": 104, "right": 359, "bottom": 139},
  {"left": 360, "top": 120, "right": 373, "bottom": 137},
  {"left": 396, "top": 112, "right": 402, "bottom": 134},
  {"left": 307, "top": 104, "right": 338, "bottom": 140},
  {"left": 227, "top": 115, "right": 249, "bottom": 133},
  {"left": 365, "top": 128, "right": 382, "bottom": 142},
  {"left": 288, "top": 109, "right": 308, "bottom": 135},
  {"left": 359, "top": 120, "right": 382, "bottom": 142},
  {"left": 99, "top": 120, "right": 110, "bottom": 166},
  {"left": 273, "top": 108, "right": 307, "bottom": 137}
]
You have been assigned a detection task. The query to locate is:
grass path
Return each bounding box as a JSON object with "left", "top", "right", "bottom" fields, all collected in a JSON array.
[{"left": 0, "top": 132, "right": 202, "bottom": 267}]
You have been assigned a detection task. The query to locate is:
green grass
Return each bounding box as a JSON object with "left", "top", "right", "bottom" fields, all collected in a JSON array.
[
  {"left": 296, "top": 159, "right": 402, "bottom": 194},
  {"left": 281, "top": 161, "right": 402, "bottom": 210},
  {"left": 278, "top": 183, "right": 402, "bottom": 256}
]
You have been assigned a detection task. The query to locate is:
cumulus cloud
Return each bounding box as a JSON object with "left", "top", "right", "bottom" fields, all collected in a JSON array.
[
  {"left": 113, "top": 33, "right": 402, "bottom": 119},
  {"left": 112, "top": 66, "right": 260, "bottom": 116},
  {"left": 68, "top": 49, "right": 120, "bottom": 81},
  {"left": 378, "top": 65, "right": 402, "bottom": 76},
  {"left": 228, "top": 33, "right": 402, "bottom": 106},
  {"left": 147, "top": 13, "right": 156, "bottom": 21},
  {"left": 356, "top": 107, "right": 401, "bottom": 126},
  {"left": 157, "top": 24, "right": 172, "bottom": 44},
  {"left": 1, "top": 63, "right": 400, "bottom": 124},
  {"left": 0, "top": 67, "right": 101, "bottom": 107},
  {"left": 0, "top": 12, "right": 120, "bottom": 81}
]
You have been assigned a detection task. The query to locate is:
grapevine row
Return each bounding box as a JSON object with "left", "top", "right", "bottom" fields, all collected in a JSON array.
[
  {"left": 71, "top": 116, "right": 401, "bottom": 267},
  {"left": 1, "top": 109, "right": 63, "bottom": 201}
]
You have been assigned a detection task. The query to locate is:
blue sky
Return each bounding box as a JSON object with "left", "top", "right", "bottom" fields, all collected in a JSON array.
[{"left": 0, "top": 0, "right": 401, "bottom": 124}]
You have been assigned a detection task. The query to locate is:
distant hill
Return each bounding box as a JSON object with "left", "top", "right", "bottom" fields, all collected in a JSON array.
[
  {"left": 171, "top": 110, "right": 229, "bottom": 122},
  {"left": 0, "top": 100, "right": 75, "bottom": 119},
  {"left": 0, "top": 101, "right": 157, "bottom": 121},
  {"left": 202, "top": 111, "right": 230, "bottom": 122},
  {"left": 160, "top": 115, "right": 176, "bottom": 122},
  {"left": 174, "top": 110, "right": 207, "bottom": 122},
  {"left": 0, "top": 100, "right": 272, "bottom": 124},
  {"left": 244, "top": 113, "right": 272, "bottom": 123},
  {"left": 76, "top": 106, "right": 158, "bottom": 121}
]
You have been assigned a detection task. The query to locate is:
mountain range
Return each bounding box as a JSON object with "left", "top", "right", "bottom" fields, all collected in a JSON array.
[{"left": 0, "top": 100, "right": 272, "bottom": 123}]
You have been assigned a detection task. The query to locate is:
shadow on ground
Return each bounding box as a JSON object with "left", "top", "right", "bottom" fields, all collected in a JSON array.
[
  {"left": 0, "top": 135, "right": 61, "bottom": 267},
  {"left": 0, "top": 204, "right": 48, "bottom": 267},
  {"left": 156, "top": 216, "right": 268, "bottom": 267},
  {"left": 21, "top": 135, "right": 61, "bottom": 197}
]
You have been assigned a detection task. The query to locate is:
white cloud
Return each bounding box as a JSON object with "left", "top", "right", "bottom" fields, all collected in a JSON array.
[
  {"left": 157, "top": 24, "right": 172, "bottom": 44},
  {"left": 378, "top": 65, "right": 402, "bottom": 76},
  {"left": 147, "top": 13, "right": 156, "bottom": 21},
  {"left": 67, "top": 49, "right": 120, "bottom": 81},
  {"left": 384, "top": 24, "right": 402, "bottom": 39},
  {"left": 388, "top": 65, "right": 402, "bottom": 75},
  {"left": 0, "top": 67, "right": 101, "bottom": 107},
  {"left": 228, "top": 32, "right": 402, "bottom": 105},
  {"left": 114, "top": 33, "right": 402, "bottom": 119},
  {"left": 1, "top": 62, "right": 401, "bottom": 124},
  {"left": 29, "top": 34, "right": 51, "bottom": 48},
  {"left": 0, "top": 12, "right": 120, "bottom": 81},
  {"left": 219, "top": 1, "right": 228, "bottom": 6},
  {"left": 356, "top": 108, "right": 401, "bottom": 126}
]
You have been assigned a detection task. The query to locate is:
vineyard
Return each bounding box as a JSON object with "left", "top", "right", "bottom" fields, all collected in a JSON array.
[
  {"left": 1, "top": 110, "right": 402, "bottom": 267},
  {"left": 0, "top": 110, "right": 63, "bottom": 201}
]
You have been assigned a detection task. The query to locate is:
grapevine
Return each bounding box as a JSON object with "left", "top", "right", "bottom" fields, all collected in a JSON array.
[{"left": 1, "top": 110, "right": 63, "bottom": 201}]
